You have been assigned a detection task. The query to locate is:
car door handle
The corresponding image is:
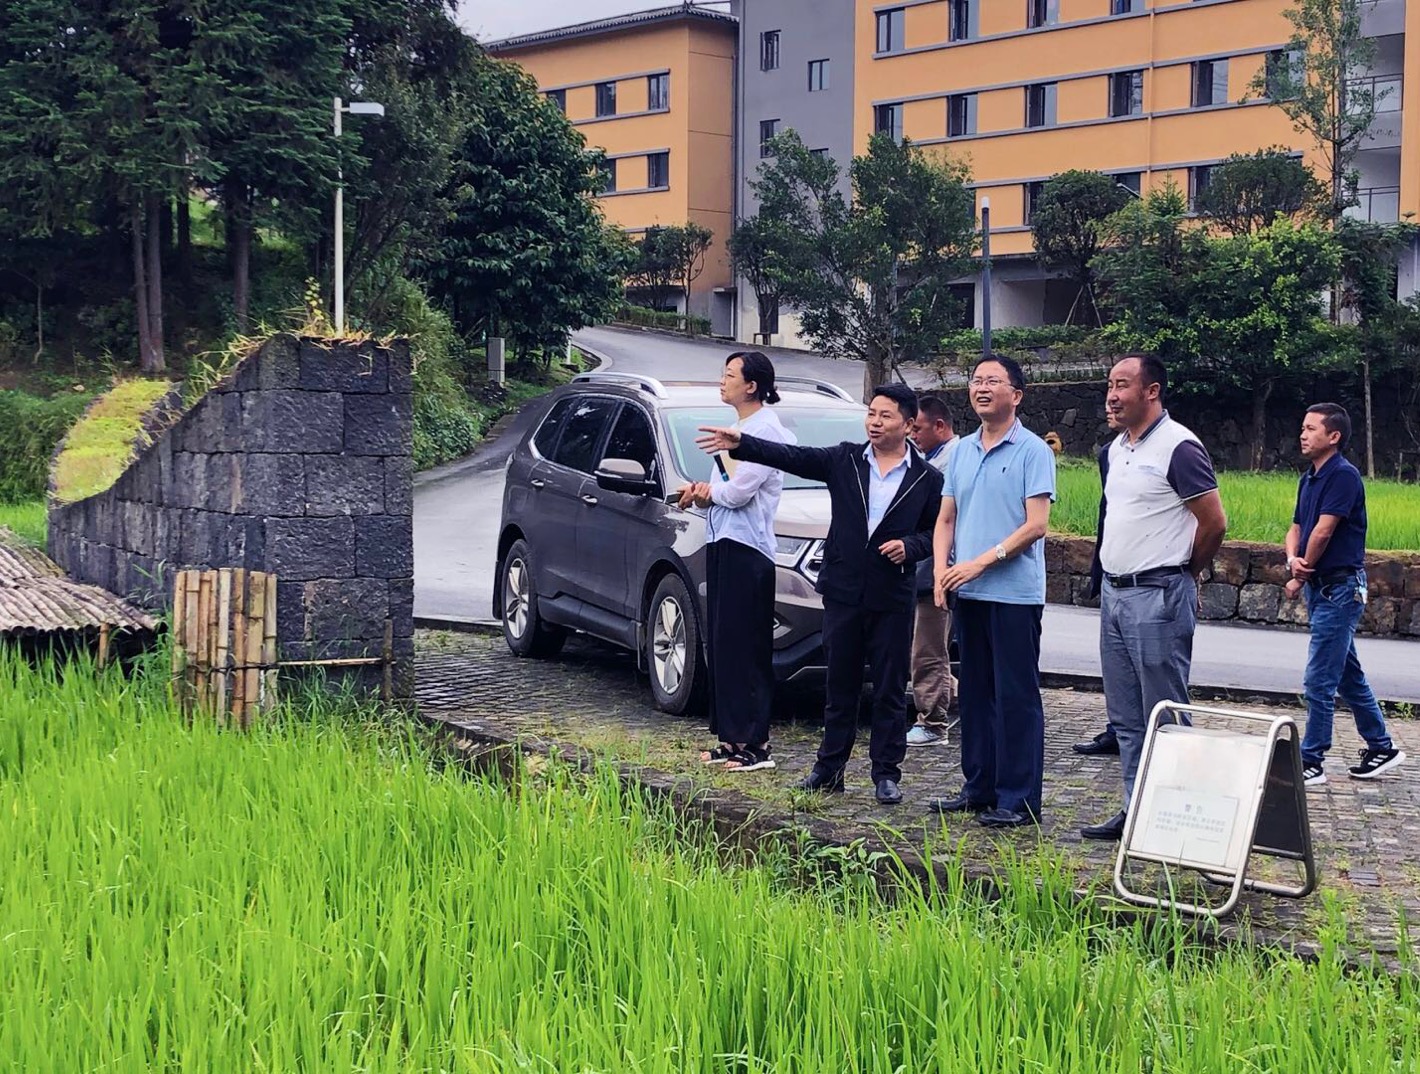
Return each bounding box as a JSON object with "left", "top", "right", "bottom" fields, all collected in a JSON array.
[
  {"left": 530, "top": 479, "right": 545, "bottom": 489},
  {"left": 581, "top": 493, "right": 599, "bottom": 506}
]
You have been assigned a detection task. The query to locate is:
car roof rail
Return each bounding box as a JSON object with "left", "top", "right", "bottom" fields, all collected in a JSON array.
[
  {"left": 775, "top": 376, "right": 856, "bottom": 403},
  {"left": 571, "top": 371, "right": 668, "bottom": 398}
]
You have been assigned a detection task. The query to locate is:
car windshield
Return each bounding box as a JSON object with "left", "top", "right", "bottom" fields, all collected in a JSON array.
[{"left": 662, "top": 405, "right": 865, "bottom": 489}]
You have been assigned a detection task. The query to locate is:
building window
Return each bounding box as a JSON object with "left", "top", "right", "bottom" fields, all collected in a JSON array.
[
  {"left": 1024, "top": 180, "right": 1047, "bottom": 224},
  {"left": 1026, "top": 0, "right": 1059, "bottom": 28},
  {"left": 1109, "top": 70, "right": 1144, "bottom": 117},
  {"left": 809, "top": 147, "right": 830, "bottom": 158},
  {"left": 1189, "top": 165, "right": 1214, "bottom": 210},
  {"left": 647, "top": 73, "right": 669, "bottom": 111},
  {"left": 1191, "top": 59, "right": 1228, "bottom": 107},
  {"left": 760, "top": 30, "right": 780, "bottom": 71},
  {"left": 546, "top": 89, "right": 566, "bottom": 113},
  {"left": 1025, "top": 83, "right": 1057, "bottom": 128},
  {"left": 647, "top": 151, "right": 669, "bottom": 189},
  {"left": 759, "top": 118, "right": 780, "bottom": 157},
  {"left": 808, "top": 59, "right": 830, "bottom": 92},
  {"left": 600, "top": 160, "right": 616, "bottom": 195},
  {"left": 947, "top": 93, "right": 976, "bottom": 137},
  {"left": 876, "top": 8, "right": 905, "bottom": 53},
  {"left": 949, "top": 0, "right": 974, "bottom": 41},
  {"left": 595, "top": 81, "right": 616, "bottom": 118},
  {"left": 1114, "top": 171, "right": 1142, "bottom": 196},
  {"left": 1264, "top": 48, "right": 1303, "bottom": 99},
  {"left": 874, "top": 103, "right": 903, "bottom": 142},
  {"left": 1110, "top": 0, "right": 1140, "bottom": 13}
]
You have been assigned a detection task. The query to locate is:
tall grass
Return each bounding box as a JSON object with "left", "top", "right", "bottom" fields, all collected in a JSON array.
[
  {"left": 1054, "top": 459, "right": 1420, "bottom": 551},
  {"left": 0, "top": 499, "right": 46, "bottom": 548},
  {"left": 2, "top": 650, "right": 1417, "bottom": 1070}
]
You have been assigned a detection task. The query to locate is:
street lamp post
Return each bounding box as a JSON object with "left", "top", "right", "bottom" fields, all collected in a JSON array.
[
  {"left": 980, "top": 196, "right": 992, "bottom": 358},
  {"left": 333, "top": 97, "right": 385, "bottom": 333}
]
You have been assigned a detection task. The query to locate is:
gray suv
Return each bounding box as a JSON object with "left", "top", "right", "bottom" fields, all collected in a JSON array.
[{"left": 494, "top": 371, "right": 865, "bottom": 715}]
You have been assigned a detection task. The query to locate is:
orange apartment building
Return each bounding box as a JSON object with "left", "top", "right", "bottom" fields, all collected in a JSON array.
[
  {"left": 488, "top": 5, "right": 739, "bottom": 333},
  {"left": 854, "top": 0, "right": 1420, "bottom": 326}
]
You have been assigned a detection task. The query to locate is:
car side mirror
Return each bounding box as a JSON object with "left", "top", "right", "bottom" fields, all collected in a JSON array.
[{"left": 594, "top": 457, "right": 657, "bottom": 495}]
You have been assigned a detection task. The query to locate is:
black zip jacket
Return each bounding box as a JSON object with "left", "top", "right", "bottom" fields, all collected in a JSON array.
[{"left": 731, "top": 436, "right": 944, "bottom": 612}]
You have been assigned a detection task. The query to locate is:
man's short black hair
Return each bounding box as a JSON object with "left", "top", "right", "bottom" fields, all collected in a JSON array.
[
  {"left": 974, "top": 354, "right": 1025, "bottom": 392},
  {"left": 871, "top": 383, "right": 918, "bottom": 422},
  {"left": 1307, "top": 402, "right": 1351, "bottom": 450},
  {"left": 1118, "top": 352, "right": 1168, "bottom": 399},
  {"left": 917, "top": 395, "right": 953, "bottom": 427}
]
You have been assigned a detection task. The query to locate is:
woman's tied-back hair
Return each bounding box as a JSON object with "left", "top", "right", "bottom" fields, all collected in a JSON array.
[{"left": 728, "top": 350, "right": 780, "bottom": 404}]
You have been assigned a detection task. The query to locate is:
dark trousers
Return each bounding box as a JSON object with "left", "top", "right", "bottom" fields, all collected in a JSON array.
[
  {"left": 705, "top": 539, "right": 775, "bottom": 747},
  {"left": 817, "top": 597, "right": 912, "bottom": 783},
  {"left": 955, "top": 598, "right": 1045, "bottom": 817}
]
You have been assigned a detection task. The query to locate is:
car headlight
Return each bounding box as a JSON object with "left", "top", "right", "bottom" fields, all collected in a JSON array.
[
  {"left": 801, "top": 540, "right": 825, "bottom": 584},
  {"left": 774, "top": 535, "right": 810, "bottom": 568}
]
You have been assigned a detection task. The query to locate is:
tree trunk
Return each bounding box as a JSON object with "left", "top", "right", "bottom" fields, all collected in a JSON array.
[
  {"left": 1362, "top": 356, "right": 1375, "bottom": 477},
  {"left": 176, "top": 182, "right": 191, "bottom": 279},
  {"left": 756, "top": 292, "right": 776, "bottom": 339},
  {"left": 229, "top": 179, "right": 253, "bottom": 334},
  {"left": 145, "top": 193, "right": 165, "bottom": 372},
  {"left": 33, "top": 282, "right": 43, "bottom": 361},
  {"left": 1249, "top": 378, "right": 1273, "bottom": 471},
  {"left": 131, "top": 203, "right": 160, "bottom": 373},
  {"left": 862, "top": 344, "right": 892, "bottom": 405}
]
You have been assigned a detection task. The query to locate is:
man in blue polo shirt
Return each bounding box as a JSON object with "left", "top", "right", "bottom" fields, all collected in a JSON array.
[
  {"left": 928, "top": 355, "right": 1056, "bottom": 828},
  {"left": 1285, "top": 402, "right": 1405, "bottom": 786}
]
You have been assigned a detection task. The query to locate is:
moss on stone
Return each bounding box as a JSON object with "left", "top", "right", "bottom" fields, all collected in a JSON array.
[{"left": 51, "top": 379, "right": 175, "bottom": 505}]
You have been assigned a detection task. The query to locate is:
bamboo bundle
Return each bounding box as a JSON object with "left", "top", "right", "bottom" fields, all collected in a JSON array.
[{"left": 171, "top": 568, "right": 278, "bottom": 728}]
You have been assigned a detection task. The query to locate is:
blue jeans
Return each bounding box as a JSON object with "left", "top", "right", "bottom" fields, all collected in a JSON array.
[{"left": 1301, "top": 569, "right": 1392, "bottom": 767}]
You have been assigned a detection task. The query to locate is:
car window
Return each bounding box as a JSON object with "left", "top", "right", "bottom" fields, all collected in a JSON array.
[
  {"left": 604, "top": 404, "right": 659, "bottom": 479},
  {"left": 533, "top": 397, "right": 574, "bottom": 458},
  {"left": 661, "top": 405, "right": 865, "bottom": 489},
  {"left": 549, "top": 396, "right": 618, "bottom": 474}
]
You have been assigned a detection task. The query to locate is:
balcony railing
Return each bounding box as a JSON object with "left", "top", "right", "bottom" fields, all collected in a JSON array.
[
  {"left": 1346, "top": 186, "right": 1401, "bottom": 223},
  {"left": 1346, "top": 73, "right": 1403, "bottom": 112}
]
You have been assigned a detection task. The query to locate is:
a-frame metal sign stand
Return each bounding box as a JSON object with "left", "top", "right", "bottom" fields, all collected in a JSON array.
[{"left": 1114, "top": 701, "right": 1318, "bottom": 919}]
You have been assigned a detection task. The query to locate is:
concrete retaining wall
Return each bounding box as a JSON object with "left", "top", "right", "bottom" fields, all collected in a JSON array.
[
  {"left": 1046, "top": 535, "right": 1420, "bottom": 638},
  {"left": 49, "top": 333, "right": 414, "bottom": 698}
]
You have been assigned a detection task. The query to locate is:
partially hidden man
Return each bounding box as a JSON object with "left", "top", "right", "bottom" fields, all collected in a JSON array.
[{"left": 696, "top": 384, "right": 943, "bottom": 805}]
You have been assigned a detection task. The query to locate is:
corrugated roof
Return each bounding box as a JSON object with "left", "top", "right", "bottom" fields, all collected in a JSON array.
[
  {"left": 486, "top": 3, "right": 736, "bottom": 52},
  {"left": 0, "top": 529, "right": 157, "bottom": 637}
]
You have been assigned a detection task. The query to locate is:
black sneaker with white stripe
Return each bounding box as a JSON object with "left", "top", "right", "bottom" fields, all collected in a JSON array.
[
  {"left": 1347, "top": 747, "right": 1406, "bottom": 780},
  {"left": 1302, "top": 763, "right": 1326, "bottom": 787}
]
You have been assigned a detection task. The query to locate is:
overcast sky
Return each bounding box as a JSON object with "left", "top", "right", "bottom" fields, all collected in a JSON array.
[{"left": 458, "top": 1, "right": 672, "bottom": 42}]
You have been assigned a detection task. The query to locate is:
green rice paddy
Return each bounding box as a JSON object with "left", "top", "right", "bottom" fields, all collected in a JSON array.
[{"left": 0, "top": 650, "right": 1416, "bottom": 1070}]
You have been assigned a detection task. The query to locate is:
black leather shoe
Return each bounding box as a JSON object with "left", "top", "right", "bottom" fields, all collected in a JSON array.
[
  {"left": 797, "top": 769, "right": 845, "bottom": 794},
  {"left": 978, "top": 807, "right": 1035, "bottom": 828},
  {"left": 1072, "top": 730, "right": 1120, "bottom": 756},
  {"left": 875, "top": 779, "right": 903, "bottom": 805},
  {"left": 1081, "top": 810, "right": 1127, "bottom": 841},
  {"left": 927, "top": 792, "right": 991, "bottom": 814}
]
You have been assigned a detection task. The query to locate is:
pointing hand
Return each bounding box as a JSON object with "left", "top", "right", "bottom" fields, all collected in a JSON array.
[{"left": 695, "top": 426, "right": 741, "bottom": 453}]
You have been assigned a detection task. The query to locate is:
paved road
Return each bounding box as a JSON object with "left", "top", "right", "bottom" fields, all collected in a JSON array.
[{"left": 413, "top": 327, "right": 1420, "bottom": 704}]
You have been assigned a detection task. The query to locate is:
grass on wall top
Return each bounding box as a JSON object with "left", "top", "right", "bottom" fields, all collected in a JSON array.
[{"left": 49, "top": 378, "right": 175, "bottom": 505}]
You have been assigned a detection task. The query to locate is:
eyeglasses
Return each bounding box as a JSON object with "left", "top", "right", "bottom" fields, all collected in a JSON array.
[{"left": 969, "top": 376, "right": 1011, "bottom": 389}]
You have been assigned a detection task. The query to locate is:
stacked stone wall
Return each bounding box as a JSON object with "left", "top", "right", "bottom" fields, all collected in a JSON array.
[
  {"left": 49, "top": 333, "right": 414, "bottom": 698},
  {"left": 1046, "top": 535, "right": 1420, "bottom": 638}
]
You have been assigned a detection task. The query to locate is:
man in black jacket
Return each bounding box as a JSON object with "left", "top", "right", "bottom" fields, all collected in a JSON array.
[{"left": 697, "top": 384, "right": 943, "bottom": 804}]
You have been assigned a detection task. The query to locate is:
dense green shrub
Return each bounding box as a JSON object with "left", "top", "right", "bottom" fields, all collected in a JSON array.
[
  {"left": 0, "top": 390, "right": 92, "bottom": 502},
  {"left": 616, "top": 303, "right": 712, "bottom": 337}
]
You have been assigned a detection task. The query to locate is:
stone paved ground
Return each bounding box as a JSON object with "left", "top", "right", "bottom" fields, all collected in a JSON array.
[{"left": 415, "top": 630, "right": 1420, "bottom": 963}]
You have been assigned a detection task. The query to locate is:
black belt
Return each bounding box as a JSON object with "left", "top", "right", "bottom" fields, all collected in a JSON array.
[
  {"left": 1310, "top": 569, "right": 1361, "bottom": 587},
  {"left": 1105, "top": 565, "right": 1187, "bottom": 588}
]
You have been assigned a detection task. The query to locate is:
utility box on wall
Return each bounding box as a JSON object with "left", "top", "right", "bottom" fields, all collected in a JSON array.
[{"left": 48, "top": 333, "right": 415, "bottom": 700}]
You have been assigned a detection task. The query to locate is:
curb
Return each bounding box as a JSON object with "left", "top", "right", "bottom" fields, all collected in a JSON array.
[{"left": 415, "top": 615, "right": 502, "bottom": 636}]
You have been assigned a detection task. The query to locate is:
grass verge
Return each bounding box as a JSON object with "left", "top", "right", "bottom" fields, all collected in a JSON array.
[
  {"left": 0, "top": 500, "right": 46, "bottom": 549},
  {"left": 2, "top": 649, "right": 1418, "bottom": 1070},
  {"left": 1053, "top": 458, "right": 1420, "bottom": 551}
]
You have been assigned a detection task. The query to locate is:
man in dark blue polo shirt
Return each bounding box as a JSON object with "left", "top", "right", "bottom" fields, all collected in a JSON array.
[{"left": 1284, "top": 402, "right": 1405, "bottom": 786}]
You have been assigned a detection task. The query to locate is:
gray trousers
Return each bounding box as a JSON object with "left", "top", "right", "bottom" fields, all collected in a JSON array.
[{"left": 1100, "top": 572, "right": 1197, "bottom": 806}]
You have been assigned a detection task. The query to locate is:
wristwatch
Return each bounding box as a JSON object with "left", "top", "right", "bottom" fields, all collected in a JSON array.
[{"left": 994, "top": 543, "right": 1007, "bottom": 562}]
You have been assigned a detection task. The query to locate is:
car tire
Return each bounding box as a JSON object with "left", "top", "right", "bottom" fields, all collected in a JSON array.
[
  {"left": 645, "top": 573, "right": 707, "bottom": 716},
  {"left": 501, "top": 539, "right": 566, "bottom": 659}
]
